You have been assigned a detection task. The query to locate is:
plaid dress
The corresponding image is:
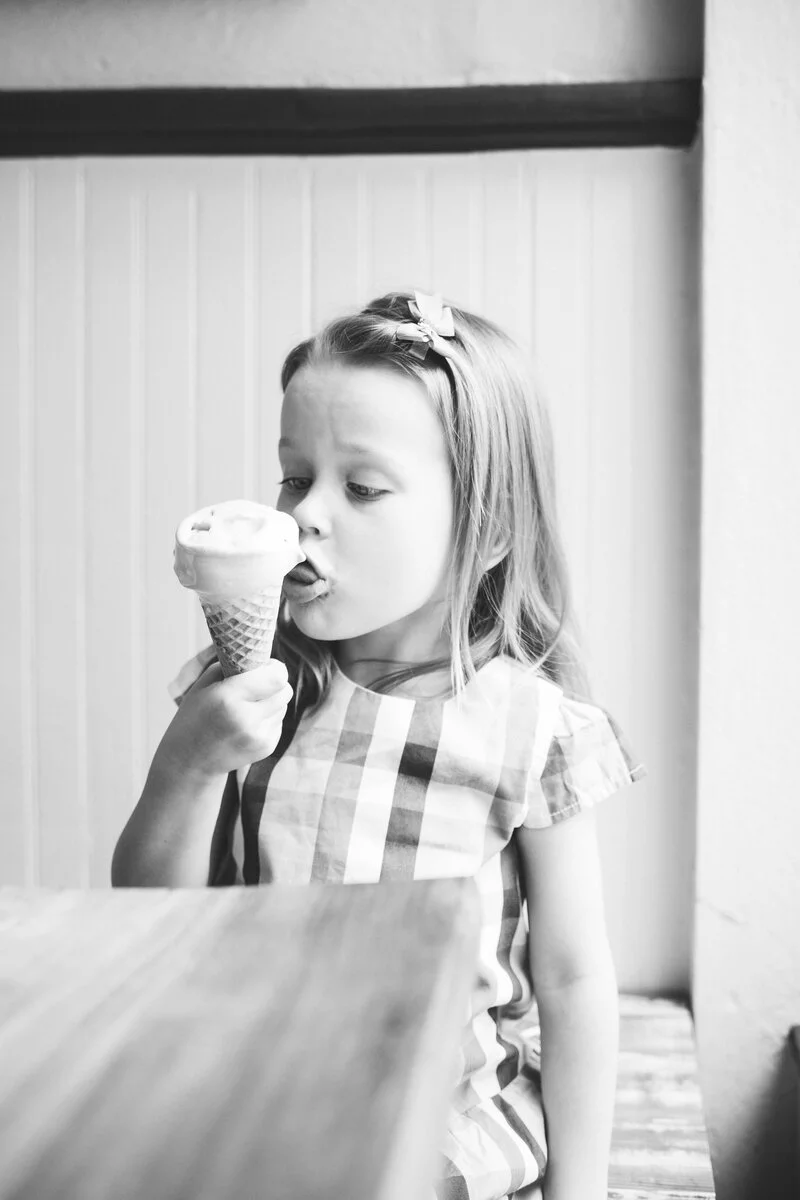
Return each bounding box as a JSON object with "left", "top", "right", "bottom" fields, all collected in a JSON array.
[{"left": 170, "top": 648, "right": 645, "bottom": 1200}]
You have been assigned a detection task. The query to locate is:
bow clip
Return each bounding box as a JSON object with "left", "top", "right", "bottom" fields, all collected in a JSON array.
[{"left": 395, "top": 290, "right": 456, "bottom": 360}]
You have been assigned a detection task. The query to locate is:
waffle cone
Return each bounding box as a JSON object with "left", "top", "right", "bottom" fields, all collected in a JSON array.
[{"left": 199, "top": 586, "right": 282, "bottom": 677}]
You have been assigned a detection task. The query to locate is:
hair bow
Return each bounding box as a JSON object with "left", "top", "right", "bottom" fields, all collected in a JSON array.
[{"left": 395, "top": 290, "right": 456, "bottom": 361}]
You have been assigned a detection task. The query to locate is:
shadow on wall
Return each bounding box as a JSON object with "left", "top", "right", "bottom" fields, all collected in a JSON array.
[{"left": 714, "top": 1036, "right": 798, "bottom": 1199}]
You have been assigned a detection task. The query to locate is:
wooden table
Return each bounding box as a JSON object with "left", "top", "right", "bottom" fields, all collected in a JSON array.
[{"left": 0, "top": 880, "right": 479, "bottom": 1200}]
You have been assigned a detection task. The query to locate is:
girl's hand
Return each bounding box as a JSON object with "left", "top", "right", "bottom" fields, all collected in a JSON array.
[{"left": 154, "top": 660, "right": 294, "bottom": 783}]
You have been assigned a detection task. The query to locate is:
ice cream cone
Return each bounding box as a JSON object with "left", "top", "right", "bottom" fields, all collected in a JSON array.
[
  {"left": 198, "top": 586, "right": 282, "bottom": 677},
  {"left": 173, "top": 500, "right": 303, "bottom": 675}
]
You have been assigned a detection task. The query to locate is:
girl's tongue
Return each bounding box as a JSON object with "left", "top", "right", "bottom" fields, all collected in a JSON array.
[{"left": 287, "top": 561, "right": 321, "bottom": 585}]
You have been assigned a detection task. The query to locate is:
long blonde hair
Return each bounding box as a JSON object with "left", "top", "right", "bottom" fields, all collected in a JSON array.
[{"left": 274, "top": 291, "right": 589, "bottom": 711}]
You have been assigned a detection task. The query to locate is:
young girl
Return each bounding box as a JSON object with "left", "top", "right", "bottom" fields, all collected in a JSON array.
[{"left": 113, "top": 290, "right": 645, "bottom": 1200}]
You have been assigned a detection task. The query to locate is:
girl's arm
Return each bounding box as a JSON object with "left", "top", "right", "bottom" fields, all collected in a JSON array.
[
  {"left": 111, "top": 660, "right": 293, "bottom": 887},
  {"left": 516, "top": 809, "right": 618, "bottom": 1200},
  {"left": 111, "top": 759, "right": 231, "bottom": 887}
]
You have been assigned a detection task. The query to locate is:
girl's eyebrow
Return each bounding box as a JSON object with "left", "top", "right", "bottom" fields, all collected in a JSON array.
[
  {"left": 338, "top": 441, "right": 392, "bottom": 459},
  {"left": 279, "top": 437, "right": 400, "bottom": 466}
]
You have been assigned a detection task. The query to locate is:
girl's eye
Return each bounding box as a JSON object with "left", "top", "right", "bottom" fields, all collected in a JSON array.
[
  {"left": 278, "top": 477, "right": 310, "bottom": 494},
  {"left": 279, "top": 477, "right": 386, "bottom": 501},
  {"left": 347, "top": 483, "right": 386, "bottom": 501}
]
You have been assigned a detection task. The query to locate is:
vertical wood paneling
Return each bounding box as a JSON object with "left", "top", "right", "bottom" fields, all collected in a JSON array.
[
  {"left": 257, "top": 161, "right": 312, "bottom": 505},
  {"left": 75, "top": 168, "right": 89, "bottom": 886},
  {"left": 30, "top": 163, "right": 89, "bottom": 886},
  {"left": 429, "top": 161, "right": 480, "bottom": 309},
  {"left": 367, "top": 158, "right": 431, "bottom": 298},
  {"left": 196, "top": 164, "right": 252, "bottom": 510},
  {"left": 482, "top": 160, "right": 533, "bottom": 356},
  {"left": 584, "top": 159, "right": 636, "bottom": 697},
  {"left": 0, "top": 167, "right": 36, "bottom": 884},
  {"left": 0, "top": 151, "right": 699, "bottom": 993},
  {"left": 242, "top": 163, "right": 258, "bottom": 507},
  {"left": 310, "top": 160, "right": 363, "bottom": 329},
  {"left": 586, "top": 159, "right": 639, "bottom": 967},
  {"left": 139, "top": 170, "right": 197, "bottom": 763},
  {"left": 128, "top": 188, "right": 148, "bottom": 830},
  {"left": 531, "top": 157, "right": 594, "bottom": 619},
  {"left": 84, "top": 169, "right": 141, "bottom": 885}
]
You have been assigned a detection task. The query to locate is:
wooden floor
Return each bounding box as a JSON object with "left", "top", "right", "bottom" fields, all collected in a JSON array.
[{"left": 609, "top": 995, "right": 716, "bottom": 1198}]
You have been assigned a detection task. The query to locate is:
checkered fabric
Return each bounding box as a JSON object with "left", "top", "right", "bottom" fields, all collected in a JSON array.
[{"left": 170, "top": 649, "right": 645, "bottom": 1200}]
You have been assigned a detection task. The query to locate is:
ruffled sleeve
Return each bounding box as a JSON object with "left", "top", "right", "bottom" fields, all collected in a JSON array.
[
  {"left": 167, "top": 644, "right": 218, "bottom": 705},
  {"left": 522, "top": 690, "right": 646, "bottom": 829}
]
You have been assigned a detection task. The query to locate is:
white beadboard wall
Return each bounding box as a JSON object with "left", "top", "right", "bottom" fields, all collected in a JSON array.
[{"left": 0, "top": 149, "right": 700, "bottom": 993}]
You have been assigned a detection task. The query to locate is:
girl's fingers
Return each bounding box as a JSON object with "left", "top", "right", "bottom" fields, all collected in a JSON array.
[
  {"left": 261, "top": 684, "right": 294, "bottom": 713},
  {"left": 229, "top": 661, "right": 289, "bottom": 699},
  {"left": 248, "top": 682, "right": 294, "bottom": 714},
  {"left": 253, "top": 684, "right": 294, "bottom": 725}
]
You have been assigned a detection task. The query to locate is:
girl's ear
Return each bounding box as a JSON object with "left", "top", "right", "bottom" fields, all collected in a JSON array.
[{"left": 485, "top": 534, "right": 511, "bottom": 572}]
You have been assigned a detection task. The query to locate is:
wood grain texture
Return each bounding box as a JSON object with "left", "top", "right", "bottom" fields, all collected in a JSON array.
[
  {"left": 608, "top": 996, "right": 715, "bottom": 1197},
  {"left": 0, "top": 880, "right": 479, "bottom": 1200}
]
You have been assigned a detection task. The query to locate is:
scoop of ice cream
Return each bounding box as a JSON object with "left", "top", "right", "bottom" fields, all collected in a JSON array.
[{"left": 173, "top": 500, "right": 303, "bottom": 598}]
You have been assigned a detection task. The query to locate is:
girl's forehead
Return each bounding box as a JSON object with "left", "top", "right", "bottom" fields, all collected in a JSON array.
[
  {"left": 285, "top": 359, "right": 421, "bottom": 402},
  {"left": 281, "top": 361, "right": 438, "bottom": 439}
]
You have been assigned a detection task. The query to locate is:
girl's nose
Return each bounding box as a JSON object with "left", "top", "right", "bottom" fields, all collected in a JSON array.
[{"left": 291, "top": 487, "right": 332, "bottom": 538}]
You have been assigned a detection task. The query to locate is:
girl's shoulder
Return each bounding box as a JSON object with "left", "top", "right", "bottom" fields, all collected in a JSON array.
[
  {"left": 514, "top": 666, "right": 646, "bottom": 827},
  {"left": 476, "top": 652, "right": 562, "bottom": 707},
  {"left": 485, "top": 654, "right": 646, "bottom": 826}
]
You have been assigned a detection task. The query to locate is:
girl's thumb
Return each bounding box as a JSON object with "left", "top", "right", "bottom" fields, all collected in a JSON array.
[{"left": 191, "top": 660, "right": 225, "bottom": 690}]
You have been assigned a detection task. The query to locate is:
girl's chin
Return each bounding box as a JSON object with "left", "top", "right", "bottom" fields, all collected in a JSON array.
[
  {"left": 287, "top": 599, "right": 381, "bottom": 646},
  {"left": 285, "top": 593, "right": 342, "bottom": 641}
]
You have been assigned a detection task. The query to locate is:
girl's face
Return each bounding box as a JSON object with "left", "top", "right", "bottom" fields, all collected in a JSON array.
[{"left": 277, "top": 360, "right": 455, "bottom": 670}]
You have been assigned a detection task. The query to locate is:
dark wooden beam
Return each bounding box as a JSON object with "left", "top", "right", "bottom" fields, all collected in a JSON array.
[{"left": 0, "top": 81, "right": 701, "bottom": 158}]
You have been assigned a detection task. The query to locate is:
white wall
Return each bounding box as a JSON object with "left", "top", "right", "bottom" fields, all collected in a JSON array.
[
  {"left": 696, "top": 1, "right": 800, "bottom": 1197},
  {"left": 0, "top": 0, "right": 702, "bottom": 88}
]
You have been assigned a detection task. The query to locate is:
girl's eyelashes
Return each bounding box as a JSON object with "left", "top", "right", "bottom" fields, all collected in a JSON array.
[
  {"left": 347, "top": 483, "right": 386, "bottom": 501},
  {"left": 278, "top": 477, "right": 387, "bottom": 502},
  {"left": 278, "top": 477, "right": 311, "bottom": 495}
]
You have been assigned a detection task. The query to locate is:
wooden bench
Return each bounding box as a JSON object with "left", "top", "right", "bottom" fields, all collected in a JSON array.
[{"left": 610, "top": 995, "right": 716, "bottom": 1198}]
